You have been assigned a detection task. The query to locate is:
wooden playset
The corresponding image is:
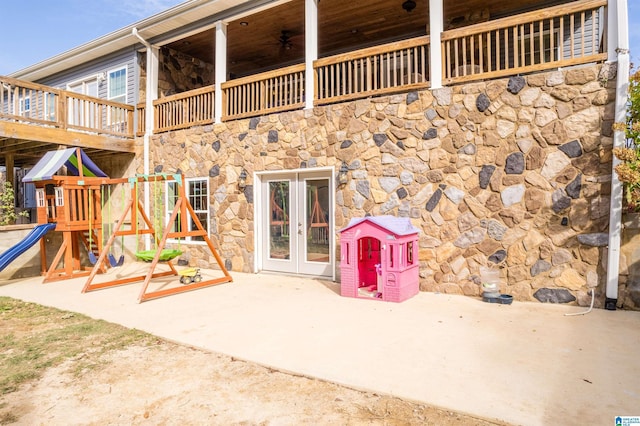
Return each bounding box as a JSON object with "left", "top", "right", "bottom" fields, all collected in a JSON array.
[
  {"left": 339, "top": 216, "right": 420, "bottom": 302},
  {"left": 82, "top": 173, "right": 232, "bottom": 303},
  {"left": 23, "top": 148, "right": 109, "bottom": 282},
  {"left": 23, "top": 148, "right": 231, "bottom": 302}
]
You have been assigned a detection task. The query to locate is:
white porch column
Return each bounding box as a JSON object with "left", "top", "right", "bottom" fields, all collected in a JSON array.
[
  {"left": 145, "top": 45, "right": 159, "bottom": 249},
  {"left": 428, "top": 0, "right": 443, "bottom": 89},
  {"left": 214, "top": 20, "right": 228, "bottom": 124},
  {"left": 304, "top": 0, "right": 318, "bottom": 110}
]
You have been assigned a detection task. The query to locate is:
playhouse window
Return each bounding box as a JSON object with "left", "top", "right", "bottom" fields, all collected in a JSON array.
[
  {"left": 36, "top": 188, "right": 45, "bottom": 208},
  {"left": 54, "top": 187, "right": 64, "bottom": 207},
  {"left": 407, "top": 241, "right": 414, "bottom": 265},
  {"left": 345, "top": 243, "right": 349, "bottom": 265},
  {"left": 389, "top": 245, "right": 394, "bottom": 268}
]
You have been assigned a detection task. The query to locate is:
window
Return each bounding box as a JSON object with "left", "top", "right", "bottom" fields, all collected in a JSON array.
[
  {"left": 35, "top": 188, "right": 45, "bottom": 208},
  {"left": 407, "top": 241, "right": 414, "bottom": 265},
  {"left": 166, "top": 178, "right": 209, "bottom": 243},
  {"left": 108, "top": 67, "right": 127, "bottom": 103},
  {"left": 68, "top": 77, "right": 98, "bottom": 127},
  {"left": 54, "top": 187, "right": 64, "bottom": 207},
  {"left": 19, "top": 96, "right": 30, "bottom": 117}
]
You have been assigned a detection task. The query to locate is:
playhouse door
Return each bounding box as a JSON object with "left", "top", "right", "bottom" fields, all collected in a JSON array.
[{"left": 261, "top": 171, "right": 332, "bottom": 277}]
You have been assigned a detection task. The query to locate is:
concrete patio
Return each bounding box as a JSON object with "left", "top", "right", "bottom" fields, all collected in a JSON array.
[{"left": 1, "top": 264, "right": 638, "bottom": 425}]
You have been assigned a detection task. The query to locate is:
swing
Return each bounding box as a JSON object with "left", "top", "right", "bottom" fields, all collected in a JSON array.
[
  {"left": 87, "top": 188, "right": 98, "bottom": 265},
  {"left": 133, "top": 176, "right": 182, "bottom": 262},
  {"left": 105, "top": 184, "right": 124, "bottom": 267}
]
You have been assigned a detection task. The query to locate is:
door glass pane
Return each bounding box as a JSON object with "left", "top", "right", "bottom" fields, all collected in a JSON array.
[
  {"left": 305, "top": 179, "right": 329, "bottom": 263},
  {"left": 269, "top": 181, "right": 290, "bottom": 260}
]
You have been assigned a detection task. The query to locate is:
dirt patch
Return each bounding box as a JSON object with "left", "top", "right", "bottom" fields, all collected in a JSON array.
[{"left": 1, "top": 298, "right": 505, "bottom": 425}]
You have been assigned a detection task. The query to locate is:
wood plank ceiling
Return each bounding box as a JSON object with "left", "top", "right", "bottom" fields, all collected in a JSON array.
[{"left": 168, "top": 0, "right": 570, "bottom": 78}]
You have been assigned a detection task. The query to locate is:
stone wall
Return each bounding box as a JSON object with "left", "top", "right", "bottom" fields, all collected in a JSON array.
[
  {"left": 147, "top": 64, "right": 617, "bottom": 307},
  {"left": 138, "top": 47, "right": 215, "bottom": 101}
]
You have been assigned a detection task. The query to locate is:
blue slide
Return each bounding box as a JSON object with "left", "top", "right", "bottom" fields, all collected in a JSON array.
[{"left": 0, "top": 223, "right": 56, "bottom": 272}]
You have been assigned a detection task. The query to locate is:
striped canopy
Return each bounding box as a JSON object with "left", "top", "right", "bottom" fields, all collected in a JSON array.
[{"left": 23, "top": 148, "right": 108, "bottom": 183}]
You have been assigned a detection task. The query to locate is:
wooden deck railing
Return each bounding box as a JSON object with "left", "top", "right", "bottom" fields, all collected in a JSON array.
[
  {"left": 65, "top": 92, "right": 134, "bottom": 137},
  {"left": 441, "top": 0, "right": 607, "bottom": 84},
  {"left": 222, "top": 64, "right": 305, "bottom": 121},
  {"left": 0, "top": 76, "right": 134, "bottom": 138},
  {"left": 154, "top": 85, "right": 214, "bottom": 133},
  {"left": 314, "top": 36, "right": 430, "bottom": 106},
  {"left": 136, "top": 103, "right": 146, "bottom": 136}
]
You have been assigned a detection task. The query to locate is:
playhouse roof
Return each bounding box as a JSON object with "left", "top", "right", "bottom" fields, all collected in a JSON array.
[
  {"left": 23, "top": 148, "right": 108, "bottom": 183},
  {"left": 340, "top": 215, "right": 420, "bottom": 236}
]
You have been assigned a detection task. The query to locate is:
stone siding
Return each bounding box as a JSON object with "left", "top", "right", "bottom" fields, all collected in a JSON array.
[
  {"left": 147, "top": 64, "right": 616, "bottom": 306},
  {"left": 138, "top": 47, "right": 215, "bottom": 101}
]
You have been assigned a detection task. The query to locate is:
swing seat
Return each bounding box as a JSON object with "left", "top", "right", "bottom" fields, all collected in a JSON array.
[
  {"left": 135, "top": 249, "right": 183, "bottom": 262},
  {"left": 108, "top": 253, "right": 125, "bottom": 267}
]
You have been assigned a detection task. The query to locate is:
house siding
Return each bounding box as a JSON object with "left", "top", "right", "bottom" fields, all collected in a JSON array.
[
  {"left": 145, "top": 63, "right": 618, "bottom": 308},
  {"left": 37, "top": 47, "right": 138, "bottom": 105}
]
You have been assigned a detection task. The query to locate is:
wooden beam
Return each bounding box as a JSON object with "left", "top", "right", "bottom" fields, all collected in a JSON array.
[
  {"left": 5, "top": 153, "right": 14, "bottom": 187},
  {"left": 0, "top": 121, "right": 135, "bottom": 153}
]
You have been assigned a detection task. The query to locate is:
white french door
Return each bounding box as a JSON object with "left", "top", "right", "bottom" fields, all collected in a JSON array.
[{"left": 261, "top": 170, "right": 332, "bottom": 277}]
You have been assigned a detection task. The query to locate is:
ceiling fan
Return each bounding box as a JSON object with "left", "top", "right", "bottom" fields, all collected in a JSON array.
[{"left": 278, "top": 30, "right": 293, "bottom": 50}]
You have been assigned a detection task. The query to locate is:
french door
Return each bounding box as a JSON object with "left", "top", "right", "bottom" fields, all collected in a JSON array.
[{"left": 261, "top": 171, "right": 332, "bottom": 276}]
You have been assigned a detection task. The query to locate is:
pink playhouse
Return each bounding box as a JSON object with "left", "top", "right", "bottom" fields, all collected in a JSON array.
[{"left": 339, "top": 215, "right": 420, "bottom": 302}]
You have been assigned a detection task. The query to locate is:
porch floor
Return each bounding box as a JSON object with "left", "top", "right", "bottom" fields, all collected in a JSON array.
[{"left": 0, "top": 264, "right": 638, "bottom": 425}]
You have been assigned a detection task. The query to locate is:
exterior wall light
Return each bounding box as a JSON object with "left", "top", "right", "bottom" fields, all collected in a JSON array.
[
  {"left": 238, "top": 168, "right": 248, "bottom": 189},
  {"left": 338, "top": 161, "right": 349, "bottom": 185}
]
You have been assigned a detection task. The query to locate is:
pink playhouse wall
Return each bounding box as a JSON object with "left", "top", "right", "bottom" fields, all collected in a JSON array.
[{"left": 339, "top": 216, "right": 419, "bottom": 303}]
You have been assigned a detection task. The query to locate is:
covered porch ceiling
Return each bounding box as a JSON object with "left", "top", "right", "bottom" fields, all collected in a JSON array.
[{"left": 167, "top": 0, "right": 570, "bottom": 78}]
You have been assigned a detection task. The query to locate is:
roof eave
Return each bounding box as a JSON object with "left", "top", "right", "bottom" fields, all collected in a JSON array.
[{"left": 9, "top": 0, "right": 251, "bottom": 82}]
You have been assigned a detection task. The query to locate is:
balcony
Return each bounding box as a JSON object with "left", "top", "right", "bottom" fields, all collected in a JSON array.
[
  {"left": 136, "top": 0, "right": 606, "bottom": 135},
  {"left": 5, "top": 0, "right": 607, "bottom": 143},
  {"left": 0, "top": 76, "right": 135, "bottom": 168}
]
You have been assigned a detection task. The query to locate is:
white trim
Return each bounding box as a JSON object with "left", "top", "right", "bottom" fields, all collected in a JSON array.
[{"left": 65, "top": 73, "right": 103, "bottom": 91}]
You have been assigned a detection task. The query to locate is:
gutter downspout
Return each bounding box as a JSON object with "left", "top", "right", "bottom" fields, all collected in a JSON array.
[
  {"left": 133, "top": 27, "right": 159, "bottom": 251},
  {"left": 605, "top": 0, "right": 630, "bottom": 310}
]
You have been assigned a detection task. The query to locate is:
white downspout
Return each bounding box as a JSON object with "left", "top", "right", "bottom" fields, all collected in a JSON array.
[
  {"left": 605, "top": 0, "right": 630, "bottom": 310},
  {"left": 133, "top": 27, "right": 158, "bottom": 250}
]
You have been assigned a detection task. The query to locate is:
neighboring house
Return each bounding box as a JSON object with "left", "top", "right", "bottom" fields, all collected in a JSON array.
[{"left": 0, "top": 0, "right": 634, "bottom": 308}]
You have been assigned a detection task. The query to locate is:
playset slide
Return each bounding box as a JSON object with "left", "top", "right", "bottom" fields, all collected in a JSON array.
[{"left": 0, "top": 223, "right": 56, "bottom": 272}]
